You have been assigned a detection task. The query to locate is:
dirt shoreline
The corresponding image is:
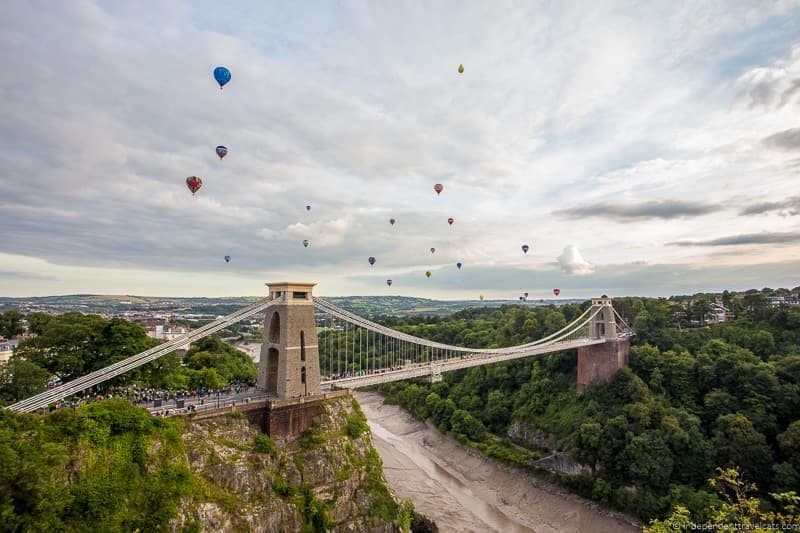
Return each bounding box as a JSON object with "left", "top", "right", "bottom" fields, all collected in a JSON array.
[{"left": 356, "top": 391, "right": 642, "bottom": 533}]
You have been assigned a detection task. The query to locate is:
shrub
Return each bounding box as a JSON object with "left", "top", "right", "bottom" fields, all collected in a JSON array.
[
  {"left": 253, "top": 434, "right": 276, "bottom": 455},
  {"left": 345, "top": 412, "right": 369, "bottom": 439}
]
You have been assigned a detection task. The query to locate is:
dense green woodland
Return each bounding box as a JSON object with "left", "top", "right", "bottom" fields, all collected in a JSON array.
[
  {"left": 0, "top": 312, "right": 257, "bottom": 405},
  {"left": 0, "top": 400, "right": 193, "bottom": 531},
  {"left": 369, "top": 292, "right": 800, "bottom": 524}
]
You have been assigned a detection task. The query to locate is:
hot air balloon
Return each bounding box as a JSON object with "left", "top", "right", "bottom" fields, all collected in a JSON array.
[
  {"left": 224, "top": 255, "right": 231, "bottom": 263},
  {"left": 458, "top": 64, "right": 464, "bottom": 74},
  {"left": 456, "top": 262, "right": 462, "bottom": 270},
  {"left": 540, "top": 298, "right": 544, "bottom": 303},
  {"left": 213, "top": 66, "right": 231, "bottom": 89},
  {"left": 306, "top": 205, "right": 311, "bottom": 211},
  {"left": 386, "top": 279, "right": 393, "bottom": 287},
  {"left": 425, "top": 271, "right": 432, "bottom": 278},
  {"left": 303, "top": 240, "right": 309, "bottom": 248},
  {"left": 479, "top": 294, "right": 484, "bottom": 301},
  {"left": 519, "top": 296, "right": 524, "bottom": 301},
  {"left": 368, "top": 256, "right": 376, "bottom": 266},
  {"left": 447, "top": 217, "right": 454, "bottom": 226},
  {"left": 524, "top": 292, "right": 529, "bottom": 297},
  {"left": 522, "top": 244, "right": 529, "bottom": 254},
  {"left": 389, "top": 218, "right": 396, "bottom": 226},
  {"left": 553, "top": 288, "right": 561, "bottom": 296},
  {"left": 430, "top": 247, "right": 436, "bottom": 254},
  {"left": 216, "top": 145, "right": 228, "bottom": 159},
  {"left": 434, "top": 183, "right": 443, "bottom": 195},
  {"left": 186, "top": 176, "right": 202, "bottom": 196}
]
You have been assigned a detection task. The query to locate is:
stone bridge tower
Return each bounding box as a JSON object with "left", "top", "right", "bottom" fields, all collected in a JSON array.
[
  {"left": 576, "top": 297, "right": 630, "bottom": 394},
  {"left": 257, "top": 282, "right": 321, "bottom": 399}
]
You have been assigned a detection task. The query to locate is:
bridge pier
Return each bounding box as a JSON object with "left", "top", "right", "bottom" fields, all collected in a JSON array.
[
  {"left": 576, "top": 298, "right": 629, "bottom": 394},
  {"left": 257, "top": 282, "right": 322, "bottom": 400}
]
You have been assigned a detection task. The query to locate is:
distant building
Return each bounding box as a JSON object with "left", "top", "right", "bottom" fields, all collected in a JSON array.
[
  {"left": 769, "top": 296, "right": 800, "bottom": 307},
  {"left": 0, "top": 339, "right": 19, "bottom": 365},
  {"left": 708, "top": 302, "right": 730, "bottom": 324},
  {"left": 164, "top": 325, "right": 189, "bottom": 350}
]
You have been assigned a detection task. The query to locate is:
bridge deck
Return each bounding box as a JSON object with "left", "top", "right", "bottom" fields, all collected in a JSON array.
[{"left": 322, "top": 337, "right": 606, "bottom": 388}]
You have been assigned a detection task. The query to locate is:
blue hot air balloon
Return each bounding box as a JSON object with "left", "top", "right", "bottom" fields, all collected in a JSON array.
[
  {"left": 306, "top": 205, "right": 311, "bottom": 211},
  {"left": 456, "top": 262, "right": 462, "bottom": 270},
  {"left": 224, "top": 255, "right": 231, "bottom": 263},
  {"left": 216, "top": 145, "right": 228, "bottom": 159},
  {"left": 214, "top": 66, "right": 231, "bottom": 89}
]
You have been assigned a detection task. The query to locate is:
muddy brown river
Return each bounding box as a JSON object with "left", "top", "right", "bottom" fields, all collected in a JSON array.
[{"left": 356, "top": 391, "right": 640, "bottom": 533}]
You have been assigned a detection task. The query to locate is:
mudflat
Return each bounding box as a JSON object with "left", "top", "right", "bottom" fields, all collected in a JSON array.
[{"left": 356, "top": 391, "right": 640, "bottom": 533}]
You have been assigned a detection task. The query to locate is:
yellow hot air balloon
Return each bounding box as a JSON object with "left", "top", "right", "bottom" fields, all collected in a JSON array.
[
  {"left": 480, "top": 294, "right": 484, "bottom": 301},
  {"left": 458, "top": 64, "right": 464, "bottom": 74},
  {"left": 425, "top": 271, "right": 432, "bottom": 278}
]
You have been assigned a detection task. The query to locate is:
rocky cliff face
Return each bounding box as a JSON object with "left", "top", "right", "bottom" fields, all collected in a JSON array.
[{"left": 173, "top": 396, "right": 403, "bottom": 532}]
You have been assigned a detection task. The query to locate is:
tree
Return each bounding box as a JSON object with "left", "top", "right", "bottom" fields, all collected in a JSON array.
[
  {"left": 0, "top": 357, "right": 51, "bottom": 403},
  {"left": 691, "top": 298, "right": 712, "bottom": 326},
  {"left": 483, "top": 390, "right": 512, "bottom": 433},
  {"left": 543, "top": 311, "right": 566, "bottom": 335},
  {"left": 621, "top": 432, "right": 674, "bottom": 489},
  {"left": 570, "top": 421, "right": 603, "bottom": 472},
  {"left": 712, "top": 414, "right": 773, "bottom": 488},
  {"left": 778, "top": 421, "right": 800, "bottom": 472},
  {"left": 0, "top": 310, "right": 23, "bottom": 338},
  {"left": 450, "top": 409, "right": 487, "bottom": 441},
  {"left": 646, "top": 468, "right": 799, "bottom": 532},
  {"left": 186, "top": 368, "right": 226, "bottom": 390}
]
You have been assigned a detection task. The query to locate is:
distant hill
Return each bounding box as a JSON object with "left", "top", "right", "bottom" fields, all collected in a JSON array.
[
  {"left": 323, "top": 295, "right": 577, "bottom": 317},
  {"left": 0, "top": 294, "right": 576, "bottom": 317}
]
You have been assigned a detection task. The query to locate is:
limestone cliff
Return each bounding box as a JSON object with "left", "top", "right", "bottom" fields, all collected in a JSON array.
[{"left": 173, "top": 396, "right": 405, "bottom": 532}]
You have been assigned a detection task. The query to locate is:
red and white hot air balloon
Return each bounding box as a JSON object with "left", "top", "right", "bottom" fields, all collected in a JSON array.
[
  {"left": 186, "top": 176, "right": 203, "bottom": 196},
  {"left": 434, "top": 183, "right": 443, "bottom": 195}
]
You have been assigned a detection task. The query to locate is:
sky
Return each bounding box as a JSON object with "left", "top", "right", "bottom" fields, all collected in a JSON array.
[{"left": 1, "top": 1, "right": 799, "bottom": 300}]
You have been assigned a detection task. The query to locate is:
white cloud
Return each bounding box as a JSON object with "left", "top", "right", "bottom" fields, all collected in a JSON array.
[{"left": 557, "top": 245, "right": 595, "bottom": 276}]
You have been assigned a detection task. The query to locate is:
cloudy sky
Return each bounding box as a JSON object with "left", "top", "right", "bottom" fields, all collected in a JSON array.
[{"left": 1, "top": 1, "right": 799, "bottom": 299}]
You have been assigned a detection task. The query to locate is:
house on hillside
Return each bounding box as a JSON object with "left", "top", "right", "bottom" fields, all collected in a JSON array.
[
  {"left": 0, "top": 338, "right": 19, "bottom": 365},
  {"left": 708, "top": 301, "right": 731, "bottom": 324}
]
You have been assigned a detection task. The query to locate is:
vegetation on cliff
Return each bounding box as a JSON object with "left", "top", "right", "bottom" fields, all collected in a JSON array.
[
  {"left": 0, "top": 396, "right": 412, "bottom": 532},
  {"left": 0, "top": 399, "right": 193, "bottom": 531}
]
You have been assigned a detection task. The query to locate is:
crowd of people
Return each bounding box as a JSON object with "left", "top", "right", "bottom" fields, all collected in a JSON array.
[{"left": 49, "top": 381, "right": 257, "bottom": 412}]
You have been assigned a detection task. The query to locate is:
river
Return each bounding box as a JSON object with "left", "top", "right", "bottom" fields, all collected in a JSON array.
[{"left": 356, "top": 391, "right": 640, "bottom": 533}]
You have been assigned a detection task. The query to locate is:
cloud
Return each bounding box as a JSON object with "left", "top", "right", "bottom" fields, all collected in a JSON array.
[
  {"left": 741, "top": 196, "right": 800, "bottom": 216},
  {"left": 668, "top": 232, "right": 800, "bottom": 247},
  {"left": 734, "top": 45, "right": 800, "bottom": 110},
  {"left": 557, "top": 245, "right": 594, "bottom": 276},
  {"left": 763, "top": 128, "right": 800, "bottom": 151},
  {"left": 556, "top": 200, "right": 723, "bottom": 221}
]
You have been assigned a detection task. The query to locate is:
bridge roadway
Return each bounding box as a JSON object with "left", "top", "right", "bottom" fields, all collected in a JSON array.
[{"left": 322, "top": 336, "right": 607, "bottom": 389}]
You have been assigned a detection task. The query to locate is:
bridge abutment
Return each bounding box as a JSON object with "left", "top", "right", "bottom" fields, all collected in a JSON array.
[{"left": 577, "top": 339, "right": 630, "bottom": 393}]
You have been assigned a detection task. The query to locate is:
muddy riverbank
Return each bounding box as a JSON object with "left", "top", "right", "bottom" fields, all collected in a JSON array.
[{"left": 356, "top": 391, "right": 640, "bottom": 533}]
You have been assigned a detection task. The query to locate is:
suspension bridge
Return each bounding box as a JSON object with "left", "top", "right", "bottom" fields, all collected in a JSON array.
[{"left": 5, "top": 282, "right": 633, "bottom": 414}]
